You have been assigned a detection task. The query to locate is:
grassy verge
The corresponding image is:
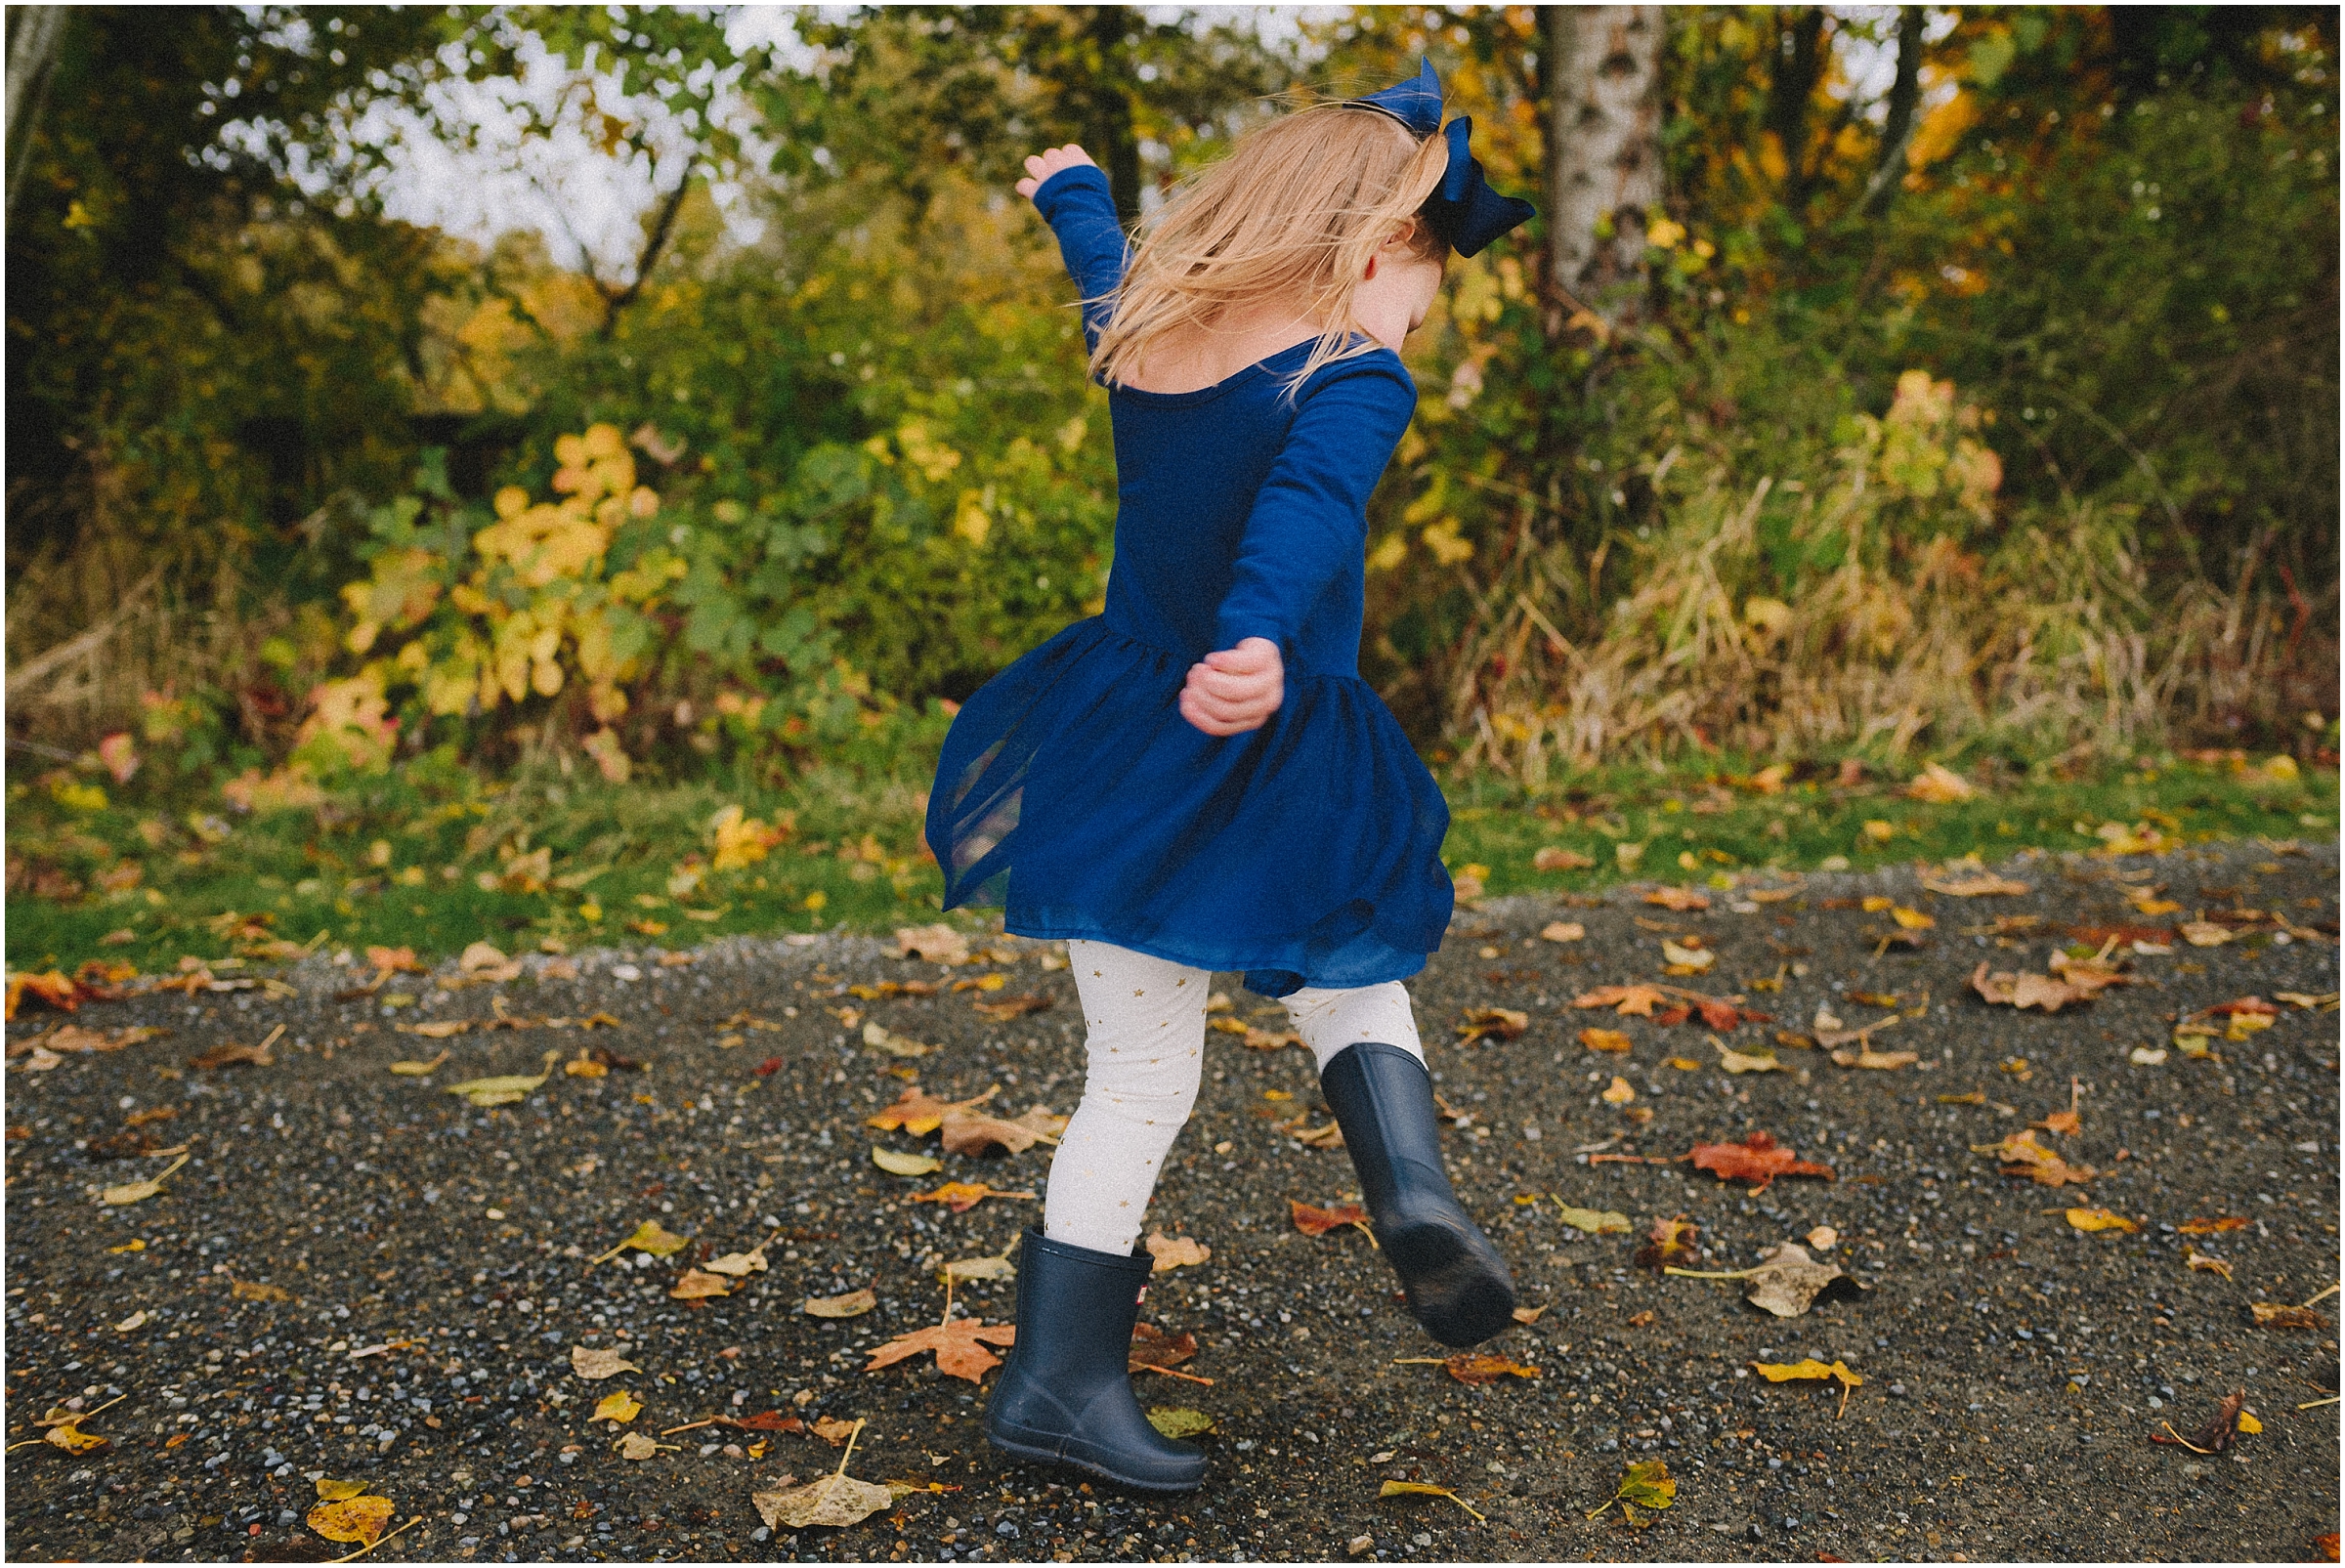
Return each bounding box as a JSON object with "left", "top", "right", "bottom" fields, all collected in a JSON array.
[{"left": 6, "top": 743, "right": 2333, "bottom": 976}]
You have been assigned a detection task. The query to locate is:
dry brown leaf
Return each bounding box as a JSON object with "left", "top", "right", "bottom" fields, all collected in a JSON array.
[
  {"left": 231, "top": 1279, "right": 291, "bottom": 1301},
  {"left": 615, "top": 1431, "right": 667, "bottom": 1461},
  {"left": 2178, "top": 1216, "right": 2249, "bottom": 1235},
  {"left": 811, "top": 1416, "right": 860, "bottom": 1446},
  {"left": 1970, "top": 961, "right": 2103, "bottom": 1013},
  {"left": 1635, "top": 1215, "right": 1699, "bottom": 1271},
  {"left": 1457, "top": 1006, "right": 1528, "bottom": 1042},
  {"left": 1572, "top": 985, "right": 1669, "bottom": 1017},
  {"left": 1539, "top": 920, "right": 1586, "bottom": 943},
  {"left": 1688, "top": 1133, "right": 1834, "bottom": 1193},
  {"left": 669, "top": 1267, "right": 733, "bottom": 1300},
  {"left": 1922, "top": 871, "right": 2031, "bottom": 897},
  {"left": 865, "top": 1316, "right": 1017, "bottom": 1382},
  {"left": 911, "top": 1181, "right": 1035, "bottom": 1214},
  {"left": 1658, "top": 939, "right": 1715, "bottom": 972},
  {"left": 894, "top": 923, "right": 971, "bottom": 964},
  {"left": 804, "top": 1289, "right": 879, "bottom": 1319},
  {"left": 1443, "top": 1353, "right": 1540, "bottom": 1385},
  {"left": 1144, "top": 1232, "right": 1210, "bottom": 1273},
  {"left": 971, "top": 993, "right": 1053, "bottom": 1022},
  {"left": 2151, "top": 1387, "right": 2247, "bottom": 1452},
  {"left": 867, "top": 1085, "right": 998, "bottom": 1136},
  {"left": 1643, "top": 887, "right": 1710, "bottom": 911},
  {"left": 1290, "top": 1199, "right": 1371, "bottom": 1237},
  {"left": 1972, "top": 1128, "right": 2095, "bottom": 1186},
  {"left": 939, "top": 1105, "right": 1064, "bottom": 1158},
  {"left": 1578, "top": 1027, "right": 1633, "bottom": 1053},
  {"left": 1741, "top": 1243, "right": 1868, "bottom": 1318},
  {"left": 1127, "top": 1322, "right": 1199, "bottom": 1373},
  {"left": 2186, "top": 1249, "right": 2234, "bottom": 1281},
  {"left": 189, "top": 1040, "right": 273, "bottom": 1070},
  {"left": 704, "top": 1243, "right": 771, "bottom": 1278},
  {"left": 2250, "top": 1303, "right": 2326, "bottom": 1330},
  {"left": 1830, "top": 1046, "right": 1918, "bottom": 1070},
  {"left": 1903, "top": 761, "right": 1977, "bottom": 803},
  {"left": 572, "top": 1346, "right": 639, "bottom": 1380},
  {"left": 1534, "top": 847, "right": 1597, "bottom": 871},
  {"left": 2179, "top": 920, "right": 2234, "bottom": 948}
]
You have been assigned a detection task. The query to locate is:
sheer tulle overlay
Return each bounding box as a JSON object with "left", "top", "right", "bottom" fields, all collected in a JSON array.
[{"left": 927, "top": 617, "right": 1452, "bottom": 998}]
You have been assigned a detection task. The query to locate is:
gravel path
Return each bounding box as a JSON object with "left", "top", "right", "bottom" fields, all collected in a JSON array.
[{"left": 5, "top": 840, "right": 2337, "bottom": 1563}]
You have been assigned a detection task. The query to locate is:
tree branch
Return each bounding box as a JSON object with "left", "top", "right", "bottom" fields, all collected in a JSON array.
[{"left": 599, "top": 164, "right": 695, "bottom": 340}]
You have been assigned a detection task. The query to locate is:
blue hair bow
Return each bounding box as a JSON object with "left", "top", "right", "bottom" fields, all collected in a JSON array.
[{"left": 1349, "top": 58, "right": 1535, "bottom": 259}]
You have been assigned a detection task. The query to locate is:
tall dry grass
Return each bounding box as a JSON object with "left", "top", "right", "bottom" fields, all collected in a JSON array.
[{"left": 1437, "top": 373, "right": 2334, "bottom": 785}]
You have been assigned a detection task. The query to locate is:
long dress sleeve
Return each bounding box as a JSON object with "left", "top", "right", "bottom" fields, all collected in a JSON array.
[
  {"left": 1212, "top": 357, "right": 1418, "bottom": 660},
  {"left": 1031, "top": 165, "right": 1130, "bottom": 352}
]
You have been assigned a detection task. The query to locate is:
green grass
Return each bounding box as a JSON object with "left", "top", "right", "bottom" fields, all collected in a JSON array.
[{"left": 6, "top": 743, "right": 2333, "bottom": 977}]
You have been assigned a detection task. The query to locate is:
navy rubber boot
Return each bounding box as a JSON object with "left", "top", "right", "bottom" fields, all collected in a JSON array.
[
  {"left": 984, "top": 1228, "right": 1206, "bottom": 1493},
  {"left": 1318, "top": 1041, "right": 1517, "bottom": 1347}
]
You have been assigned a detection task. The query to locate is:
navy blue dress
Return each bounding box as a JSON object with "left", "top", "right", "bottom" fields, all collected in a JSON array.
[{"left": 924, "top": 165, "right": 1453, "bottom": 999}]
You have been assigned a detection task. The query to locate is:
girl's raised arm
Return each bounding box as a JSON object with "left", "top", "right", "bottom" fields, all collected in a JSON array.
[{"left": 1022, "top": 146, "right": 1129, "bottom": 353}]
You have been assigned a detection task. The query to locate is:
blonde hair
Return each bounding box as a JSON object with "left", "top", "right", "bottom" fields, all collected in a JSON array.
[{"left": 1090, "top": 104, "right": 1451, "bottom": 391}]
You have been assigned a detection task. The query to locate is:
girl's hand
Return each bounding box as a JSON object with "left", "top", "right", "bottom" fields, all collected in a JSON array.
[
  {"left": 1016, "top": 145, "right": 1098, "bottom": 200},
  {"left": 1179, "top": 637, "right": 1284, "bottom": 737}
]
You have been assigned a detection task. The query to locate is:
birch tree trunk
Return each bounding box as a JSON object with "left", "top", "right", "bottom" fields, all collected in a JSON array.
[
  {"left": 6, "top": 5, "right": 68, "bottom": 223},
  {"left": 1544, "top": 5, "right": 1665, "bottom": 332}
]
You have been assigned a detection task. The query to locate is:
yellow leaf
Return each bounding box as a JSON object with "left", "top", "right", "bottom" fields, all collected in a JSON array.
[
  {"left": 388, "top": 1051, "right": 449, "bottom": 1076},
  {"left": 1379, "top": 1481, "right": 1485, "bottom": 1522},
  {"left": 101, "top": 1151, "right": 189, "bottom": 1207},
  {"left": 592, "top": 1390, "right": 642, "bottom": 1424},
  {"left": 1861, "top": 896, "right": 1894, "bottom": 912},
  {"left": 1891, "top": 906, "right": 1936, "bottom": 930},
  {"left": 2238, "top": 1411, "right": 2264, "bottom": 1434},
  {"left": 1552, "top": 1204, "right": 1631, "bottom": 1235},
  {"left": 2065, "top": 1208, "right": 2140, "bottom": 1234},
  {"left": 1579, "top": 1027, "right": 1633, "bottom": 1053},
  {"left": 1144, "top": 1232, "right": 1211, "bottom": 1273},
  {"left": 872, "top": 1146, "right": 943, "bottom": 1177},
  {"left": 306, "top": 1495, "right": 394, "bottom": 1547},
  {"left": 44, "top": 1420, "right": 107, "bottom": 1454},
  {"left": 1601, "top": 1076, "right": 1636, "bottom": 1105},
  {"left": 1664, "top": 1056, "right": 1704, "bottom": 1071},
  {"left": 315, "top": 1478, "right": 368, "bottom": 1503},
  {"left": 1751, "top": 1358, "right": 1863, "bottom": 1388},
  {"left": 803, "top": 1288, "right": 879, "bottom": 1319}
]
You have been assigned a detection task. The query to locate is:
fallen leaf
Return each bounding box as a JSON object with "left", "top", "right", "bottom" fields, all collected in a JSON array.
[
  {"left": 1457, "top": 1005, "right": 1531, "bottom": 1044},
  {"left": 1290, "top": 1199, "right": 1371, "bottom": 1237},
  {"left": 1553, "top": 1203, "right": 1632, "bottom": 1235},
  {"left": 1572, "top": 984, "right": 1669, "bottom": 1017},
  {"left": 1741, "top": 1243, "right": 1869, "bottom": 1318},
  {"left": 1635, "top": 1216, "right": 1699, "bottom": 1271},
  {"left": 1511, "top": 1305, "right": 1547, "bottom": 1325},
  {"left": 306, "top": 1495, "right": 394, "bottom": 1547},
  {"left": 1379, "top": 1481, "right": 1485, "bottom": 1523},
  {"left": 387, "top": 1051, "right": 449, "bottom": 1076},
  {"left": 1602, "top": 1458, "right": 1676, "bottom": 1517},
  {"left": 5, "top": 969, "right": 88, "bottom": 1020},
  {"left": 365, "top": 945, "right": 425, "bottom": 974},
  {"left": 1903, "top": 761, "right": 1976, "bottom": 803},
  {"left": 812, "top": 1416, "right": 860, "bottom": 1446},
  {"left": 1644, "top": 887, "right": 1710, "bottom": 911},
  {"left": 2179, "top": 920, "right": 2233, "bottom": 947},
  {"left": 571, "top": 1346, "right": 639, "bottom": 1379},
  {"left": 2066, "top": 1208, "right": 2139, "bottom": 1233},
  {"left": 1128, "top": 1323, "right": 1199, "bottom": 1373},
  {"left": 1693, "top": 996, "right": 1773, "bottom": 1031},
  {"left": 2179, "top": 1216, "right": 2250, "bottom": 1235},
  {"left": 443, "top": 1048, "right": 561, "bottom": 1107},
  {"left": 1579, "top": 1027, "right": 1633, "bottom": 1053},
  {"left": 113, "top": 1309, "right": 148, "bottom": 1333},
  {"left": 867, "top": 1084, "right": 998, "bottom": 1136},
  {"left": 873, "top": 1147, "right": 945, "bottom": 1177},
  {"left": 1970, "top": 961, "right": 2109, "bottom": 1013},
  {"left": 912, "top": 1181, "right": 1035, "bottom": 1214},
  {"left": 1145, "top": 1407, "right": 1216, "bottom": 1439},
  {"left": 704, "top": 1243, "right": 771, "bottom": 1278},
  {"left": 316, "top": 1478, "right": 368, "bottom": 1503},
  {"left": 861, "top": 1021, "right": 935, "bottom": 1059},
  {"left": 894, "top": 923, "right": 971, "bottom": 964},
  {"left": 1664, "top": 1055, "right": 1703, "bottom": 1070},
  {"left": 457, "top": 941, "right": 525, "bottom": 983},
  {"left": 1807, "top": 1225, "right": 1839, "bottom": 1250},
  {"left": 1751, "top": 1357, "right": 1863, "bottom": 1389},
  {"left": 1600, "top": 1076, "right": 1636, "bottom": 1105},
  {"left": 2152, "top": 1387, "right": 2247, "bottom": 1453},
  {"left": 1539, "top": 920, "right": 1586, "bottom": 943},
  {"left": 593, "top": 1390, "right": 643, "bottom": 1424},
  {"left": 805, "top": 1289, "right": 879, "bottom": 1319},
  {"left": 42, "top": 1418, "right": 107, "bottom": 1454},
  {"left": 941, "top": 1253, "right": 1016, "bottom": 1285},
  {"left": 593, "top": 1219, "right": 690, "bottom": 1263},
  {"left": 866, "top": 1316, "right": 1017, "bottom": 1382},
  {"left": 2320, "top": 1532, "right": 2340, "bottom": 1563},
  {"left": 1829, "top": 1046, "right": 1918, "bottom": 1071},
  {"left": 1659, "top": 940, "right": 1715, "bottom": 972},
  {"left": 670, "top": 1267, "right": 733, "bottom": 1300},
  {"left": 100, "top": 1151, "right": 190, "bottom": 1207},
  {"left": 1714, "top": 1038, "right": 1786, "bottom": 1075},
  {"left": 1971, "top": 1129, "right": 2095, "bottom": 1186},
  {"left": 1890, "top": 906, "right": 1936, "bottom": 930},
  {"left": 395, "top": 1019, "right": 472, "bottom": 1040},
  {"left": 1534, "top": 845, "right": 1596, "bottom": 872},
  {"left": 939, "top": 1105, "right": 1064, "bottom": 1157},
  {"left": 2250, "top": 1303, "right": 2326, "bottom": 1330},
  {"left": 1689, "top": 1133, "right": 1834, "bottom": 1193},
  {"left": 231, "top": 1279, "right": 292, "bottom": 1301},
  {"left": 1145, "top": 1232, "right": 1211, "bottom": 1273},
  {"left": 189, "top": 1041, "right": 273, "bottom": 1070},
  {"left": 615, "top": 1431, "right": 667, "bottom": 1461},
  {"left": 27, "top": 1022, "right": 163, "bottom": 1054},
  {"left": 2186, "top": 1249, "right": 2234, "bottom": 1282},
  {"left": 730, "top": 1410, "right": 808, "bottom": 1433},
  {"left": 1443, "top": 1353, "right": 1540, "bottom": 1385},
  {"left": 972, "top": 993, "right": 1052, "bottom": 1022}
]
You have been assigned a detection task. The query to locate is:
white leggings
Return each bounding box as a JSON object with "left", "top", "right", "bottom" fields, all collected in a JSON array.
[{"left": 1042, "top": 939, "right": 1426, "bottom": 1255}]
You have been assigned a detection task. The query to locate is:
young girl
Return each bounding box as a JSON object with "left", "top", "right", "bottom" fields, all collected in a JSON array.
[{"left": 924, "top": 62, "right": 1534, "bottom": 1493}]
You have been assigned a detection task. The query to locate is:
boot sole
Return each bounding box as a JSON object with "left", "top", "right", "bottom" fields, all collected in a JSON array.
[
  {"left": 987, "top": 1427, "right": 1206, "bottom": 1495},
  {"left": 1382, "top": 1217, "right": 1518, "bottom": 1347}
]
